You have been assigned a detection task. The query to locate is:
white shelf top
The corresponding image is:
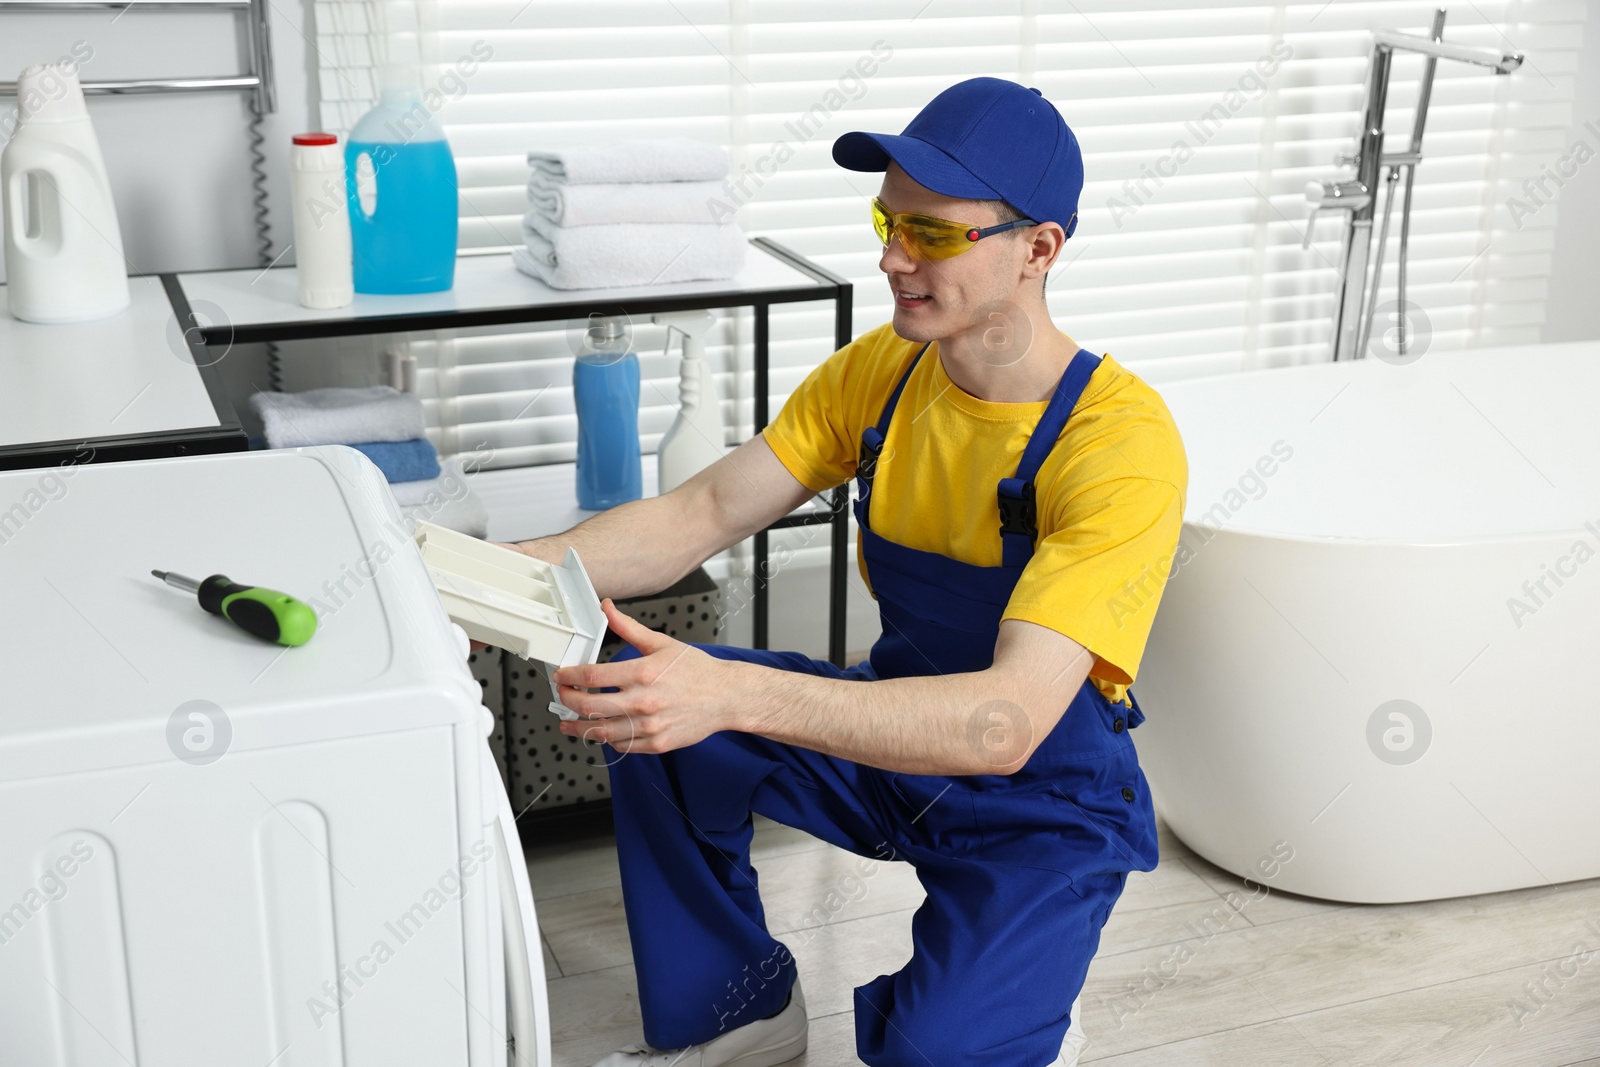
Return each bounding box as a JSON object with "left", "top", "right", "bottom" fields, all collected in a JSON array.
[
  {"left": 0, "top": 276, "right": 222, "bottom": 449},
  {"left": 464, "top": 454, "right": 831, "bottom": 547},
  {"left": 468, "top": 454, "right": 662, "bottom": 544},
  {"left": 174, "top": 244, "right": 833, "bottom": 333}
]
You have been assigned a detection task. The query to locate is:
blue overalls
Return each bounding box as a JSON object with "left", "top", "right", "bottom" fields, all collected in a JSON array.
[{"left": 603, "top": 341, "right": 1160, "bottom": 1065}]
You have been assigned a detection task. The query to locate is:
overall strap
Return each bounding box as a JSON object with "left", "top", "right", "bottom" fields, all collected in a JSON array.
[
  {"left": 998, "top": 348, "right": 1104, "bottom": 567},
  {"left": 856, "top": 340, "right": 932, "bottom": 503}
]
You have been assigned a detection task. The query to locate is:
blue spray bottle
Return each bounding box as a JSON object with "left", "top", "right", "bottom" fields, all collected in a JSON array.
[
  {"left": 573, "top": 315, "right": 642, "bottom": 510},
  {"left": 345, "top": 72, "right": 458, "bottom": 294}
]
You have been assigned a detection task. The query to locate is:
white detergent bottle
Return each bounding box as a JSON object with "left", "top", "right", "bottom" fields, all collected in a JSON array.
[
  {"left": 652, "top": 310, "right": 726, "bottom": 494},
  {"left": 2, "top": 61, "right": 128, "bottom": 323}
]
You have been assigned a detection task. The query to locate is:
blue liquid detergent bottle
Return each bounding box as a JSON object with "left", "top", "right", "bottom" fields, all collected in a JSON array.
[
  {"left": 345, "top": 85, "right": 458, "bottom": 293},
  {"left": 573, "top": 316, "right": 642, "bottom": 510}
]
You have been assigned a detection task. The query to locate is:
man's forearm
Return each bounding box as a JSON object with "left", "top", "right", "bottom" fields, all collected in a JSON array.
[
  {"left": 727, "top": 660, "right": 1036, "bottom": 777},
  {"left": 516, "top": 485, "right": 714, "bottom": 601}
]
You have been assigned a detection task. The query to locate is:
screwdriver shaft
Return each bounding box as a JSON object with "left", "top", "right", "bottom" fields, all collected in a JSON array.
[{"left": 151, "top": 569, "right": 201, "bottom": 594}]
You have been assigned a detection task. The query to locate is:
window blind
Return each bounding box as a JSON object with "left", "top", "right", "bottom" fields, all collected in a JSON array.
[{"left": 309, "top": 0, "right": 1586, "bottom": 475}]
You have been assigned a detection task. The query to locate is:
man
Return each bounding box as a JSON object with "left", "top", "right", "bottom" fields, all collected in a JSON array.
[{"left": 501, "top": 77, "right": 1187, "bottom": 1066}]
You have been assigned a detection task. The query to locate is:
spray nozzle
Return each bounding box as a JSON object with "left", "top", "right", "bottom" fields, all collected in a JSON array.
[
  {"left": 652, "top": 310, "right": 714, "bottom": 340},
  {"left": 652, "top": 310, "right": 714, "bottom": 362}
]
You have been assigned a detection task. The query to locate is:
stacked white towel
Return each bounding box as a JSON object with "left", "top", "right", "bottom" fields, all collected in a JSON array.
[
  {"left": 527, "top": 138, "right": 729, "bottom": 184},
  {"left": 526, "top": 178, "right": 728, "bottom": 227},
  {"left": 515, "top": 137, "right": 747, "bottom": 290}
]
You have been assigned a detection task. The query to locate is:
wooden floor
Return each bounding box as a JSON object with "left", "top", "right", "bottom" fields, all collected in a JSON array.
[{"left": 528, "top": 811, "right": 1600, "bottom": 1066}]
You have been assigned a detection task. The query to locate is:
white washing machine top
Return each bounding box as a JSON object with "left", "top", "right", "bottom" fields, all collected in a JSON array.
[{"left": 0, "top": 446, "right": 483, "bottom": 782}]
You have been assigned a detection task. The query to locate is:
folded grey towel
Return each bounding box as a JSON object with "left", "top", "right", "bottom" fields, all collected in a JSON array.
[
  {"left": 526, "top": 138, "right": 729, "bottom": 184},
  {"left": 250, "top": 386, "right": 425, "bottom": 449}
]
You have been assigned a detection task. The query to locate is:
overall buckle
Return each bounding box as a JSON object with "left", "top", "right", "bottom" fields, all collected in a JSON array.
[
  {"left": 858, "top": 428, "right": 885, "bottom": 485},
  {"left": 997, "top": 479, "right": 1037, "bottom": 538}
]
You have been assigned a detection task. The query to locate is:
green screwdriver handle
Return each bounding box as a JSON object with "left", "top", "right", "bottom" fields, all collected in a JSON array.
[{"left": 197, "top": 575, "right": 318, "bottom": 647}]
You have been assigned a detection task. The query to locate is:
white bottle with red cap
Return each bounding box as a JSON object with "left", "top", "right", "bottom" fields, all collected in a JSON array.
[
  {"left": 1, "top": 60, "right": 129, "bottom": 323},
  {"left": 288, "top": 132, "right": 353, "bottom": 309}
]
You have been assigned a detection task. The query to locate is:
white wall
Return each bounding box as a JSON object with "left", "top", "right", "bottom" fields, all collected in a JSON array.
[
  {"left": 0, "top": 0, "right": 397, "bottom": 423},
  {"left": 1542, "top": 0, "right": 1600, "bottom": 343},
  {"left": 0, "top": 0, "right": 315, "bottom": 278}
]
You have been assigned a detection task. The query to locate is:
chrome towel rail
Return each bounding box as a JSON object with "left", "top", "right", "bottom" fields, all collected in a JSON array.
[{"left": 0, "top": 0, "right": 275, "bottom": 113}]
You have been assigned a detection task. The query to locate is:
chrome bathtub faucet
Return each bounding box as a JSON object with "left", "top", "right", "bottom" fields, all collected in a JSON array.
[{"left": 1305, "top": 8, "right": 1522, "bottom": 362}]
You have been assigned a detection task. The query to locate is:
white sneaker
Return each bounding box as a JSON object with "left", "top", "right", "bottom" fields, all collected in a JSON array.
[
  {"left": 591, "top": 976, "right": 808, "bottom": 1067},
  {"left": 1056, "top": 991, "right": 1089, "bottom": 1066}
]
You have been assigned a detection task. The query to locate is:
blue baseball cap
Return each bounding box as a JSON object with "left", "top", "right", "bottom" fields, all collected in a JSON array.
[{"left": 832, "top": 77, "right": 1082, "bottom": 239}]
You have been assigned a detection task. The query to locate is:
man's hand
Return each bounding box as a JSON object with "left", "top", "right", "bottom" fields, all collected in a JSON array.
[{"left": 550, "top": 599, "right": 741, "bottom": 754}]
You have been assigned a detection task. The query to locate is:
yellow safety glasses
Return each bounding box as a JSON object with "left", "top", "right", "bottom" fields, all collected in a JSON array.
[{"left": 870, "top": 196, "right": 1037, "bottom": 261}]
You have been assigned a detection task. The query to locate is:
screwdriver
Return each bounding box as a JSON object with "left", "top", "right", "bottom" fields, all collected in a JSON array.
[{"left": 152, "top": 569, "right": 318, "bottom": 647}]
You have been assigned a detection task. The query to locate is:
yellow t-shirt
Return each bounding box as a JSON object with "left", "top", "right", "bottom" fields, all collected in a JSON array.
[{"left": 762, "top": 322, "right": 1188, "bottom": 706}]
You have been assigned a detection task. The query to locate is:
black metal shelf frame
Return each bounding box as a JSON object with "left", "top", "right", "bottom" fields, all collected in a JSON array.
[{"left": 168, "top": 236, "right": 857, "bottom": 665}]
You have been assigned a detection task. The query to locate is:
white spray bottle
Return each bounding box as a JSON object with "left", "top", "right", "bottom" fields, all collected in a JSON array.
[{"left": 652, "top": 310, "right": 726, "bottom": 494}]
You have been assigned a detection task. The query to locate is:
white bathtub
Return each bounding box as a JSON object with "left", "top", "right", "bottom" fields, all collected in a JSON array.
[{"left": 1134, "top": 339, "right": 1600, "bottom": 904}]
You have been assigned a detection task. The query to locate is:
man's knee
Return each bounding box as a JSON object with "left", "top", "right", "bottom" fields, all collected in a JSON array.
[{"left": 859, "top": 977, "right": 1069, "bottom": 1064}]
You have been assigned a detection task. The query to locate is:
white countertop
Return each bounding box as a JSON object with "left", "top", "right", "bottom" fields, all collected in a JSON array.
[
  {"left": 175, "top": 245, "right": 832, "bottom": 333},
  {"left": 0, "top": 276, "right": 222, "bottom": 448}
]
